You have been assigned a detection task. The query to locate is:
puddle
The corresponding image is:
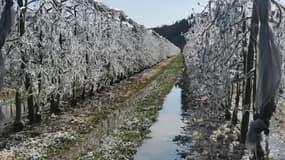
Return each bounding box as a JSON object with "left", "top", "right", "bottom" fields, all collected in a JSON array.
[
  {"left": 0, "top": 103, "right": 26, "bottom": 131},
  {"left": 135, "top": 86, "right": 185, "bottom": 160}
]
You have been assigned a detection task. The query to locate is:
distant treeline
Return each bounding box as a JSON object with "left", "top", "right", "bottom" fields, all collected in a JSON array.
[{"left": 152, "top": 17, "right": 193, "bottom": 49}]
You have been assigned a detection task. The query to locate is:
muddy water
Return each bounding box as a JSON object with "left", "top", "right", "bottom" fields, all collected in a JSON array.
[{"left": 135, "top": 86, "right": 185, "bottom": 160}]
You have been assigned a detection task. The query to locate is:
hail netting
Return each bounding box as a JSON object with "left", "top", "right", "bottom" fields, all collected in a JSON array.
[
  {"left": 255, "top": 0, "right": 281, "bottom": 116},
  {"left": 246, "top": 0, "right": 282, "bottom": 148}
]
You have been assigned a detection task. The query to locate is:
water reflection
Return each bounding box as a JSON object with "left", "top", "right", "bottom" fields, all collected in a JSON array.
[
  {"left": 0, "top": 105, "right": 5, "bottom": 121},
  {"left": 0, "top": 101, "right": 27, "bottom": 133},
  {"left": 135, "top": 86, "right": 185, "bottom": 160}
]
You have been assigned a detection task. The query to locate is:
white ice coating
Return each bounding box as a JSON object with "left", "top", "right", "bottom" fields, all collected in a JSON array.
[{"left": 0, "top": 0, "right": 179, "bottom": 106}]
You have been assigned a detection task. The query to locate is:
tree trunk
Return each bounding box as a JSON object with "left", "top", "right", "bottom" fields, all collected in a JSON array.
[
  {"left": 89, "top": 84, "right": 94, "bottom": 96},
  {"left": 55, "top": 93, "right": 61, "bottom": 113},
  {"left": 253, "top": 62, "right": 257, "bottom": 117},
  {"left": 15, "top": 90, "right": 21, "bottom": 122},
  {"left": 50, "top": 94, "right": 55, "bottom": 114},
  {"left": 26, "top": 74, "right": 34, "bottom": 123},
  {"left": 232, "top": 66, "right": 240, "bottom": 125},
  {"left": 82, "top": 83, "right": 86, "bottom": 99},
  {"left": 50, "top": 93, "right": 61, "bottom": 114},
  {"left": 71, "top": 81, "right": 77, "bottom": 106},
  {"left": 13, "top": 89, "right": 24, "bottom": 131},
  {"left": 225, "top": 83, "right": 233, "bottom": 121},
  {"left": 18, "top": 0, "right": 26, "bottom": 36},
  {"left": 240, "top": 1, "right": 259, "bottom": 144}
]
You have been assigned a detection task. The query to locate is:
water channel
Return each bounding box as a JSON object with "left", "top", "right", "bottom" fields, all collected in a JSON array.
[{"left": 135, "top": 86, "right": 185, "bottom": 160}]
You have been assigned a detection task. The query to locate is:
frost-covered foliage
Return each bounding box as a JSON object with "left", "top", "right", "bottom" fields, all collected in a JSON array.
[
  {"left": 183, "top": 0, "right": 285, "bottom": 111},
  {"left": 183, "top": 0, "right": 285, "bottom": 157},
  {"left": 275, "top": 4, "right": 285, "bottom": 101},
  {"left": 0, "top": 0, "right": 179, "bottom": 107},
  {"left": 10, "top": 131, "right": 77, "bottom": 159},
  {"left": 183, "top": 0, "right": 251, "bottom": 106},
  {"left": 0, "top": 0, "right": 15, "bottom": 90}
]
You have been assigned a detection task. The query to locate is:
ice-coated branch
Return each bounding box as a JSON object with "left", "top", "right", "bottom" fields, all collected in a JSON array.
[{"left": 0, "top": 0, "right": 15, "bottom": 90}]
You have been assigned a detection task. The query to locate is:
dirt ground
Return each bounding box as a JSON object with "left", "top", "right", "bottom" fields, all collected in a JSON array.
[
  {"left": 1, "top": 54, "right": 285, "bottom": 160},
  {"left": 0, "top": 55, "right": 182, "bottom": 160}
]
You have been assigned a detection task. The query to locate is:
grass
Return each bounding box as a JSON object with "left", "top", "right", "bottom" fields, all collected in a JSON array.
[
  {"left": 89, "top": 54, "right": 182, "bottom": 126},
  {"left": 47, "top": 54, "right": 183, "bottom": 159},
  {"left": 89, "top": 54, "right": 183, "bottom": 159}
]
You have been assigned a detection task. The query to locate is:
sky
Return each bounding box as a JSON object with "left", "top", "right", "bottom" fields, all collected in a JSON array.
[
  {"left": 102, "top": 0, "right": 285, "bottom": 28},
  {"left": 102, "top": 0, "right": 209, "bottom": 28}
]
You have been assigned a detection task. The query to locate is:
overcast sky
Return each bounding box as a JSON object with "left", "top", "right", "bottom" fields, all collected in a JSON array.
[{"left": 102, "top": 0, "right": 208, "bottom": 28}]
